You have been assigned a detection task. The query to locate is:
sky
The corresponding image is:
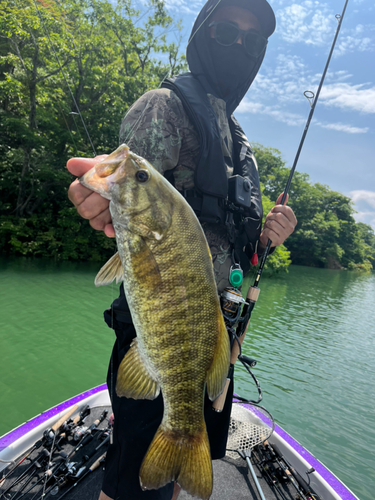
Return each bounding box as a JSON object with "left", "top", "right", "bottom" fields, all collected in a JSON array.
[{"left": 162, "top": 0, "right": 375, "bottom": 229}]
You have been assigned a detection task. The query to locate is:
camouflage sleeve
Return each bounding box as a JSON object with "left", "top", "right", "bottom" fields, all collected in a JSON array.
[{"left": 118, "top": 88, "right": 189, "bottom": 176}]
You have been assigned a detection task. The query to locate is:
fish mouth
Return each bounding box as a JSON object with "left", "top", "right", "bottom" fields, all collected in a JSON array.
[
  {"left": 95, "top": 145, "right": 129, "bottom": 178},
  {"left": 79, "top": 145, "right": 130, "bottom": 199}
]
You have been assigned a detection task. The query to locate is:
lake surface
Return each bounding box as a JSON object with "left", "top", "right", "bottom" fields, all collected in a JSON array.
[{"left": 1, "top": 258, "right": 374, "bottom": 499}]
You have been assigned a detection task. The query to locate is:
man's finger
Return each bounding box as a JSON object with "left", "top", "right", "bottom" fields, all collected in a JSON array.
[
  {"left": 67, "top": 155, "right": 107, "bottom": 177},
  {"left": 77, "top": 192, "right": 110, "bottom": 220},
  {"left": 275, "top": 192, "right": 289, "bottom": 206},
  {"left": 68, "top": 179, "right": 95, "bottom": 207},
  {"left": 263, "top": 218, "right": 283, "bottom": 237},
  {"left": 104, "top": 224, "right": 116, "bottom": 238},
  {"left": 89, "top": 207, "right": 113, "bottom": 232},
  {"left": 272, "top": 205, "right": 298, "bottom": 226}
]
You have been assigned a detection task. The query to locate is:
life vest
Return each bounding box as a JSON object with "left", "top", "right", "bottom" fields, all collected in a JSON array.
[{"left": 161, "top": 72, "right": 263, "bottom": 274}]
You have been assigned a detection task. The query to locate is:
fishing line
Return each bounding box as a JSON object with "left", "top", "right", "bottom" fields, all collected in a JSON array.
[
  {"left": 31, "top": 0, "right": 96, "bottom": 156},
  {"left": 187, "top": 0, "right": 223, "bottom": 47},
  {"left": 40, "top": 431, "right": 56, "bottom": 500},
  {"left": 215, "top": 0, "right": 351, "bottom": 412},
  {"left": 253, "top": 0, "right": 350, "bottom": 287},
  {"left": 58, "top": 104, "right": 79, "bottom": 155},
  {"left": 33, "top": 0, "right": 119, "bottom": 437}
]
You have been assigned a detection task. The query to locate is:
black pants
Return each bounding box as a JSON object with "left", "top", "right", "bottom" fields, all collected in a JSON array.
[{"left": 101, "top": 318, "right": 233, "bottom": 500}]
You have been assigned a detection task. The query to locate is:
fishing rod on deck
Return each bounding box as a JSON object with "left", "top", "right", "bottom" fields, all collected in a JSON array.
[{"left": 214, "top": 0, "right": 350, "bottom": 411}]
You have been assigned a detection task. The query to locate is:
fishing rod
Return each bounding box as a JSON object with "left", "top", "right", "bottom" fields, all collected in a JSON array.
[
  {"left": 5, "top": 421, "right": 102, "bottom": 500},
  {"left": 214, "top": 0, "right": 350, "bottom": 411},
  {"left": 34, "top": 411, "right": 108, "bottom": 500},
  {"left": 57, "top": 452, "right": 107, "bottom": 500},
  {"left": 253, "top": 442, "right": 321, "bottom": 500},
  {"left": 0, "top": 442, "right": 43, "bottom": 485},
  {"left": 32, "top": 431, "right": 110, "bottom": 500},
  {"left": 243, "top": 0, "right": 350, "bottom": 311},
  {"left": 0, "top": 406, "right": 79, "bottom": 498},
  {"left": 46, "top": 437, "right": 110, "bottom": 499}
]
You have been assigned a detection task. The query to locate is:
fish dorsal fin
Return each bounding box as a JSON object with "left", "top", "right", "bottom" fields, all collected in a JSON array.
[
  {"left": 95, "top": 252, "right": 123, "bottom": 287},
  {"left": 206, "top": 312, "right": 230, "bottom": 401},
  {"left": 116, "top": 338, "right": 161, "bottom": 400}
]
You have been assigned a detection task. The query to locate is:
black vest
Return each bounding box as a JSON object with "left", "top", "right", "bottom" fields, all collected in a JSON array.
[{"left": 161, "top": 73, "right": 263, "bottom": 274}]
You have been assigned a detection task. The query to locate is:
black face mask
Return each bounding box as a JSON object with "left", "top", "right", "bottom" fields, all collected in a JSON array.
[{"left": 207, "top": 39, "right": 258, "bottom": 99}]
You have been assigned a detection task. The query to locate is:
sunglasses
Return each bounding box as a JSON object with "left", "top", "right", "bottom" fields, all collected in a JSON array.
[{"left": 208, "top": 21, "right": 268, "bottom": 58}]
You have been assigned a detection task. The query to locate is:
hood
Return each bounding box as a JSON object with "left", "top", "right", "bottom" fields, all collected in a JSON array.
[{"left": 186, "top": 0, "right": 276, "bottom": 115}]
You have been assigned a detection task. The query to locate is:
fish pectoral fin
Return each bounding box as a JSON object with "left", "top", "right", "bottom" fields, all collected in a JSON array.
[
  {"left": 95, "top": 252, "right": 124, "bottom": 286},
  {"left": 116, "top": 339, "right": 160, "bottom": 400},
  {"left": 140, "top": 426, "right": 212, "bottom": 500},
  {"left": 206, "top": 315, "right": 231, "bottom": 401}
]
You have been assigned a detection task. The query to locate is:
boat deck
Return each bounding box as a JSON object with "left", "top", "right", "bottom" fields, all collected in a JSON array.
[
  {"left": 0, "top": 406, "right": 297, "bottom": 500},
  {"left": 56, "top": 454, "right": 297, "bottom": 500}
]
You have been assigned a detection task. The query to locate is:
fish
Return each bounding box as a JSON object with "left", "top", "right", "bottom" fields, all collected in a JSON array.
[{"left": 79, "top": 144, "right": 230, "bottom": 500}]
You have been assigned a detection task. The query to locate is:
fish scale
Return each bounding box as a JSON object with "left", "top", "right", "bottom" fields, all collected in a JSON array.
[{"left": 80, "top": 144, "right": 230, "bottom": 500}]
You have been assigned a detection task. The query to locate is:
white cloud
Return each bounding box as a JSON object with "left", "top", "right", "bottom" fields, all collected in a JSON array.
[
  {"left": 276, "top": 1, "right": 334, "bottom": 46},
  {"left": 320, "top": 83, "right": 375, "bottom": 114},
  {"left": 351, "top": 191, "right": 375, "bottom": 208},
  {"left": 254, "top": 58, "right": 375, "bottom": 120},
  {"left": 335, "top": 24, "right": 375, "bottom": 57},
  {"left": 163, "top": 0, "right": 203, "bottom": 15},
  {"left": 352, "top": 211, "right": 375, "bottom": 230},
  {"left": 315, "top": 122, "right": 369, "bottom": 133},
  {"left": 250, "top": 54, "right": 315, "bottom": 104},
  {"left": 237, "top": 100, "right": 367, "bottom": 134},
  {"left": 350, "top": 192, "right": 375, "bottom": 230},
  {"left": 325, "top": 70, "right": 353, "bottom": 83},
  {"left": 236, "top": 100, "right": 307, "bottom": 126},
  {"left": 276, "top": 1, "right": 375, "bottom": 56}
]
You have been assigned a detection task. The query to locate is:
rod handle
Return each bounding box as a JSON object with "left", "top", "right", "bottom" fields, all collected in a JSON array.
[
  {"left": 72, "top": 414, "right": 81, "bottom": 425},
  {"left": 212, "top": 378, "right": 231, "bottom": 412},
  {"left": 89, "top": 452, "right": 107, "bottom": 472},
  {"left": 246, "top": 286, "right": 260, "bottom": 302},
  {"left": 52, "top": 405, "right": 78, "bottom": 432}
]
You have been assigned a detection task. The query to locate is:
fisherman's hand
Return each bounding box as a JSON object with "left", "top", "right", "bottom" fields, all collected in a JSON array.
[
  {"left": 67, "top": 156, "right": 115, "bottom": 238},
  {"left": 259, "top": 193, "right": 297, "bottom": 248}
]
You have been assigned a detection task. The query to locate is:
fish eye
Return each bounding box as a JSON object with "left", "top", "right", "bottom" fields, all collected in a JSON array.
[{"left": 135, "top": 169, "right": 150, "bottom": 183}]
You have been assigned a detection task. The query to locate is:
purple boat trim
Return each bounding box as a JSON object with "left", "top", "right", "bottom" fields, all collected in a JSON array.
[
  {"left": 272, "top": 422, "right": 357, "bottom": 500},
  {"left": 234, "top": 397, "right": 357, "bottom": 500},
  {"left": 1, "top": 388, "right": 357, "bottom": 500},
  {"left": 0, "top": 384, "right": 107, "bottom": 452}
]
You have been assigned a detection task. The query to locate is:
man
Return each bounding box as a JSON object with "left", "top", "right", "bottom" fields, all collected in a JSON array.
[{"left": 67, "top": 0, "right": 297, "bottom": 499}]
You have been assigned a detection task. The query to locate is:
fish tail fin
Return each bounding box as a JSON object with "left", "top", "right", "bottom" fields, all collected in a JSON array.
[{"left": 140, "top": 426, "right": 212, "bottom": 500}]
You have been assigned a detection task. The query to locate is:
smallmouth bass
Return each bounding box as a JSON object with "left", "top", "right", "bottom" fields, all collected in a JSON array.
[{"left": 80, "top": 144, "right": 230, "bottom": 500}]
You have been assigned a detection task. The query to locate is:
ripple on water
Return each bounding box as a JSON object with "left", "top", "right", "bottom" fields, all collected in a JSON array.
[
  {"left": 237, "top": 266, "right": 375, "bottom": 500},
  {"left": 1, "top": 260, "right": 375, "bottom": 499}
]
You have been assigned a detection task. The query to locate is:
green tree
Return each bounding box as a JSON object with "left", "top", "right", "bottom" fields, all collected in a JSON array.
[
  {"left": 0, "top": 0, "right": 186, "bottom": 260},
  {"left": 253, "top": 143, "right": 374, "bottom": 271}
]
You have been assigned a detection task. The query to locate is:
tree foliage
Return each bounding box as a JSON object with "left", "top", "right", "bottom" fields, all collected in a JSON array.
[
  {"left": 0, "top": 0, "right": 185, "bottom": 260},
  {"left": 254, "top": 144, "right": 374, "bottom": 271}
]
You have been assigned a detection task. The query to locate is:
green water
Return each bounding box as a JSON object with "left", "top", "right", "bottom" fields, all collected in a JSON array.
[{"left": 1, "top": 258, "right": 374, "bottom": 499}]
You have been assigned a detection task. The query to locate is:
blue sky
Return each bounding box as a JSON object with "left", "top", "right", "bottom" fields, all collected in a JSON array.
[{"left": 162, "top": 0, "right": 375, "bottom": 229}]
